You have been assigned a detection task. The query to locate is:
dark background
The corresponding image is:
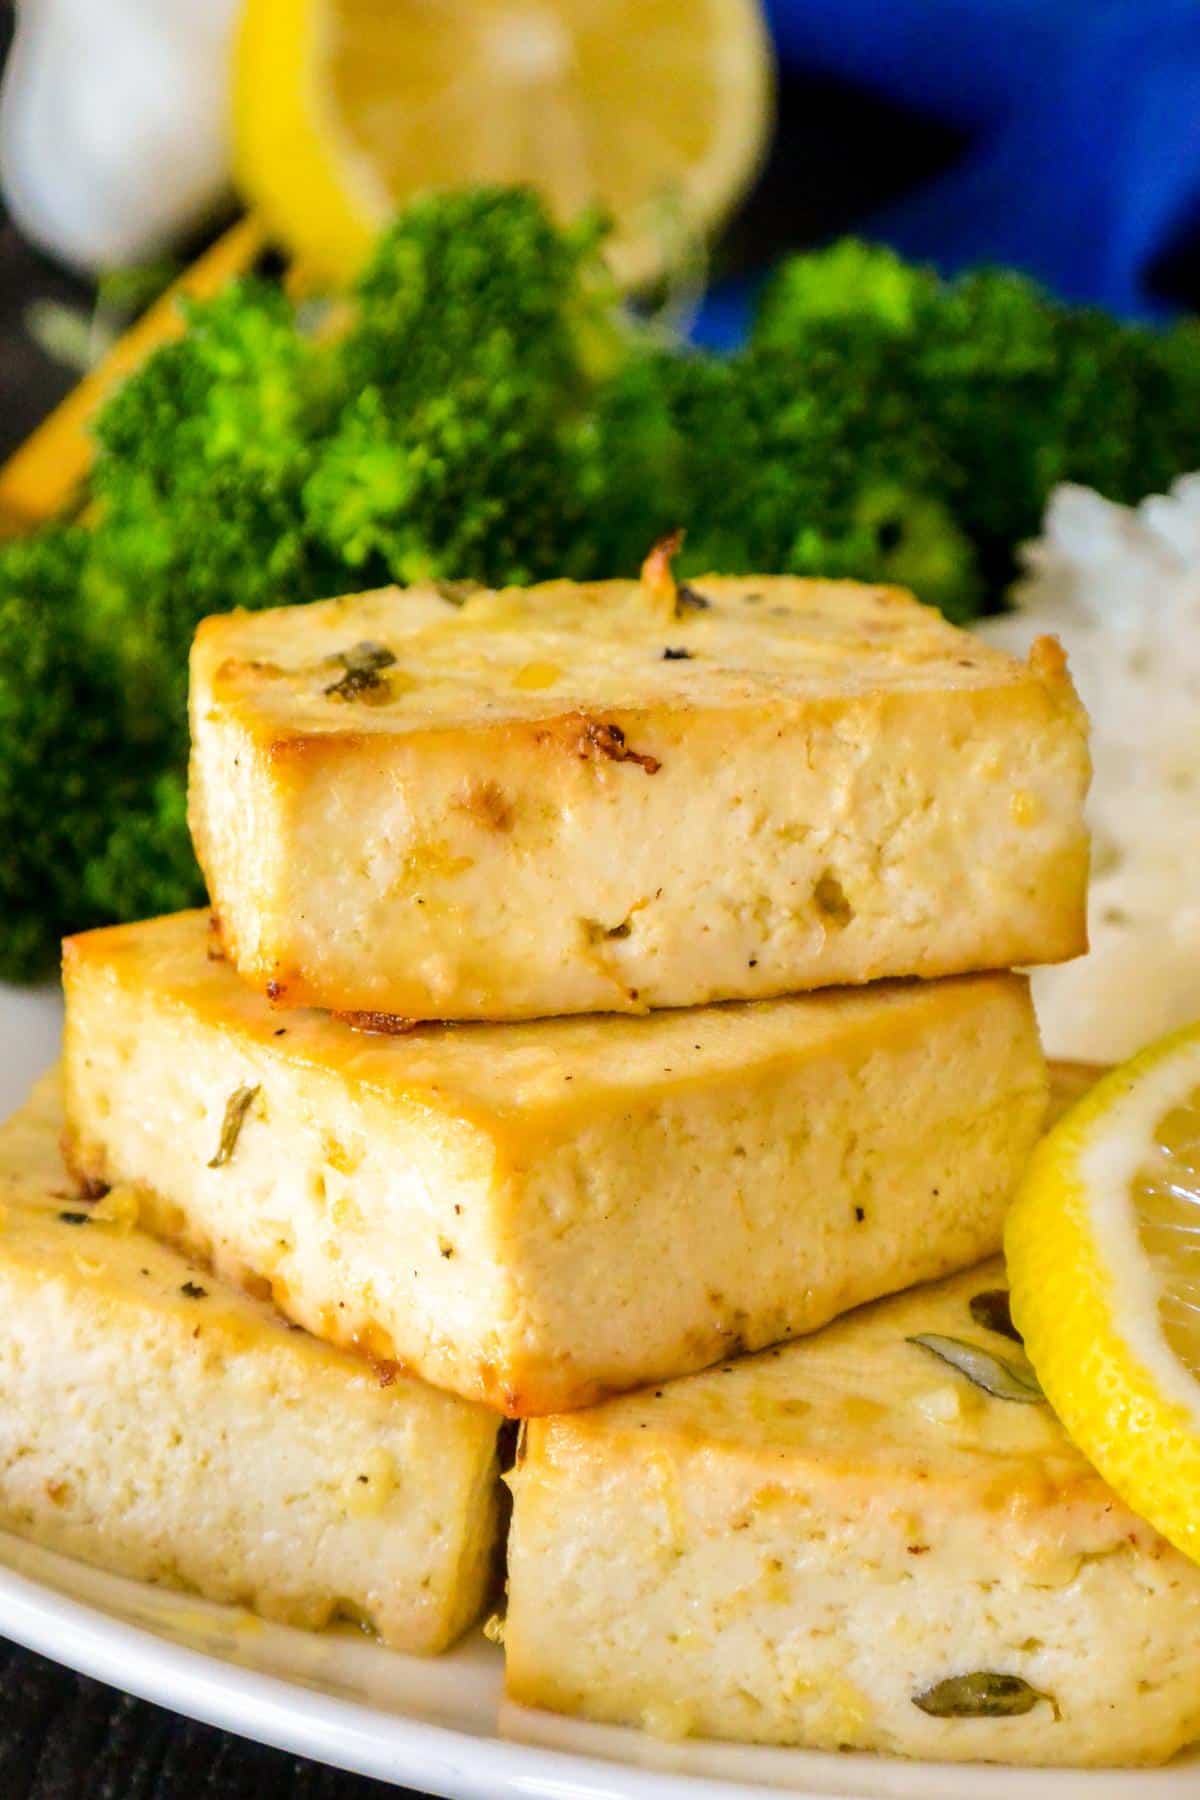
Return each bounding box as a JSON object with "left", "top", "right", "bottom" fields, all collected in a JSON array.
[{"left": 0, "top": 3, "right": 1196, "bottom": 1794}]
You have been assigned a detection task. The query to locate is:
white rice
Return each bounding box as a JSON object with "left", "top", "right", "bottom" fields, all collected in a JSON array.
[{"left": 980, "top": 478, "right": 1200, "bottom": 1065}]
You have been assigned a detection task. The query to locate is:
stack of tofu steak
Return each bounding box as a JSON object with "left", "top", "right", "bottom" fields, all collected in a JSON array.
[{"left": 6, "top": 548, "right": 1200, "bottom": 1766}]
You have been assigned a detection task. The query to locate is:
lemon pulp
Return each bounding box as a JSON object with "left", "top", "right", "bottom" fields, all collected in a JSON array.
[
  {"left": 1134, "top": 1085, "right": 1200, "bottom": 1372},
  {"left": 1006, "top": 1023, "right": 1200, "bottom": 1568}
]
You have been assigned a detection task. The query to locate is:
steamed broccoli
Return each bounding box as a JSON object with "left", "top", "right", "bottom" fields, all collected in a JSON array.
[
  {"left": 304, "top": 188, "right": 618, "bottom": 586},
  {"left": 0, "top": 280, "right": 322, "bottom": 973},
  {"left": 84, "top": 278, "right": 341, "bottom": 738},
  {"left": 339, "top": 188, "right": 615, "bottom": 402},
  {"left": 579, "top": 334, "right": 980, "bottom": 617},
  {"left": 80, "top": 766, "right": 201, "bottom": 927},
  {"left": 754, "top": 245, "right": 1200, "bottom": 591},
  {"left": 0, "top": 530, "right": 100, "bottom": 976},
  {"left": 6, "top": 197, "right": 1200, "bottom": 979},
  {"left": 0, "top": 530, "right": 201, "bottom": 979},
  {"left": 754, "top": 238, "right": 937, "bottom": 343}
]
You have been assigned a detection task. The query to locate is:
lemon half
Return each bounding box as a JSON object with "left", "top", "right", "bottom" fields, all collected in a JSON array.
[
  {"left": 1006, "top": 1022, "right": 1200, "bottom": 1563},
  {"left": 232, "top": 0, "right": 773, "bottom": 288}
]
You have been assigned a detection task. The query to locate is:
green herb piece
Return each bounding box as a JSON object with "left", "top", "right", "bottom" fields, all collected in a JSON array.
[
  {"left": 326, "top": 641, "right": 396, "bottom": 674},
  {"left": 675, "top": 583, "right": 710, "bottom": 613},
  {"left": 813, "top": 871, "right": 853, "bottom": 927},
  {"left": 208, "top": 1085, "right": 260, "bottom": 1169},
  {"left": 27, "top": 264, "right": 180, "bottom": 380},
  {"left": 179, "top": 1281, "right": 208, "bottom": 1299},
  {"left": 907, "top": 1333, "right": 1045, "bottom": 1403},
  {"left": 95, "top": 260, "right": 181, "bottom": 318},
  {"left": 433, "top": 580, "right": 479, "bottom": 607},
  {"left": 325, "top": 667, "right": 390, "bottom": 702},
  {"left": 324, "top": 640, "right": 396, "bottom": 703},
  {"left": 969, "top": 1288, "right": 1023, "bottom": 1344},
  {"left": 662, "top": 646, "right": 692, "bottom": 660},
  {"left": 24, "top": 300, "right": 113, "bottom": 374},
  {"left": 913, "top": 1672, "right": 1050, "bottom": 1719},
  {"left": 582, "top": 915, "right": 633, "bottom": 945},
  {"left": 58, "top": 1210, "right": 91, "bottom": 1226}
]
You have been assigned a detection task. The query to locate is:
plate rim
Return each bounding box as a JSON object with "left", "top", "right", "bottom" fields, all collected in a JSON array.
[
  {"left": 2, "top": 1541, "right": 1187, "bottom": 1800},
  {"left": 0, "top": 1551, "right": 829, "bottom": 1800}
]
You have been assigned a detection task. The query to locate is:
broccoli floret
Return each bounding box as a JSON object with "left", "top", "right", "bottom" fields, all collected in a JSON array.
[
  {"left": 754, "top": 247, "right": 1200, "bottom": 595},
  {"left": 81, "top": 766, "right": 202, "bottom": 924},
  {"left": 303, "top": 372, "right": 585, "bottom": 588},
  {"left": 83, "top": 278, "right": 341, "bottom": 735},
  {"left": 913, "top": 275, "right": 1200, "bottom": 589},
  {"left": 1146, "top": 317, "right": 1200, "bottom": 487},
  {"left": 83, "top": 471, "right": 340, "bottom": 744},
  {"left": 755, "top": 238, "right": 937, "bottom": 342},
  {"left": 580, "top": 335, "right": 980, "bottom": 617},
  {"left": 93, "top": 279, "right": 316, "bottom": 490},
  {"left": 306, "top": 188, "right": 619, "bottom": 587},
  {"left": 341, "top": 187, "right": 615, "bottom": 401},
  {"left": 0, "top": 529, "right": 208, "bottom": 979},
  {"left": 0, "top": 528, "right": 177, "bottom": 978}
]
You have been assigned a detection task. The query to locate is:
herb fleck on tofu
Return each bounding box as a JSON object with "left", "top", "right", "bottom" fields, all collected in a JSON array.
[
  {"left": 583, "top": 916, "right": 633, "bottom": 944},
  {"left": 676, "top": 583, "right": 711, "bottom": 614},
  {"left": 662, "top": 646, "right": 692, "bottom": 660},
  {"left": 813, "top": 871, "right": 854, "bottom": 927},
  {"left": 907, "top": 1333, "right": 1044, "bottom": 1403},
  {"left": 969, "top": 1288, "right": 1023, "bottom": 1344},
  {"left": 180, "top": 1281, "right": 208, "bottom": 1299},
  {"left": 913, "top": 1671, "right": 1053, "bottom": 1719},
  {"left": 324, "top": 640, "right": 397, "bottom": 703},
  {"left": 208, "top": 1084, "right": 261, "bottom": 1169},
  {"left": 58, "top": 1210, "right": 90, "bottom": 1226},
  {"left": 433, "top": 579, "right": 479, "bottom": 607}
]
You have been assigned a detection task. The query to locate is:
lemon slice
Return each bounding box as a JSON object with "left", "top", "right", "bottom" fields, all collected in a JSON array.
[
  {"left": 232, "top": 0, "right": 773, "bottom": 289},
  {"left": 1006, "top": 1022, "right": 1200, "bottom": 1564}
]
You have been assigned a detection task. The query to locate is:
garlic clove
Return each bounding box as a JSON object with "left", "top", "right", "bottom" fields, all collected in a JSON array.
[{"left": 0, "top": 0, "right": 239, "bottom": 273}]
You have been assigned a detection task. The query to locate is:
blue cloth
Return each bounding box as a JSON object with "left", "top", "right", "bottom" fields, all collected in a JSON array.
[{"left": 693, "top": 0, "right": 1200, "bottom": 345}]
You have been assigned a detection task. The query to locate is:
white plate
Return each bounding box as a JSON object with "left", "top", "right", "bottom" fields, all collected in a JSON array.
[{"left": 0, "top": 982, "right": 1194, "bottom": 1800}]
